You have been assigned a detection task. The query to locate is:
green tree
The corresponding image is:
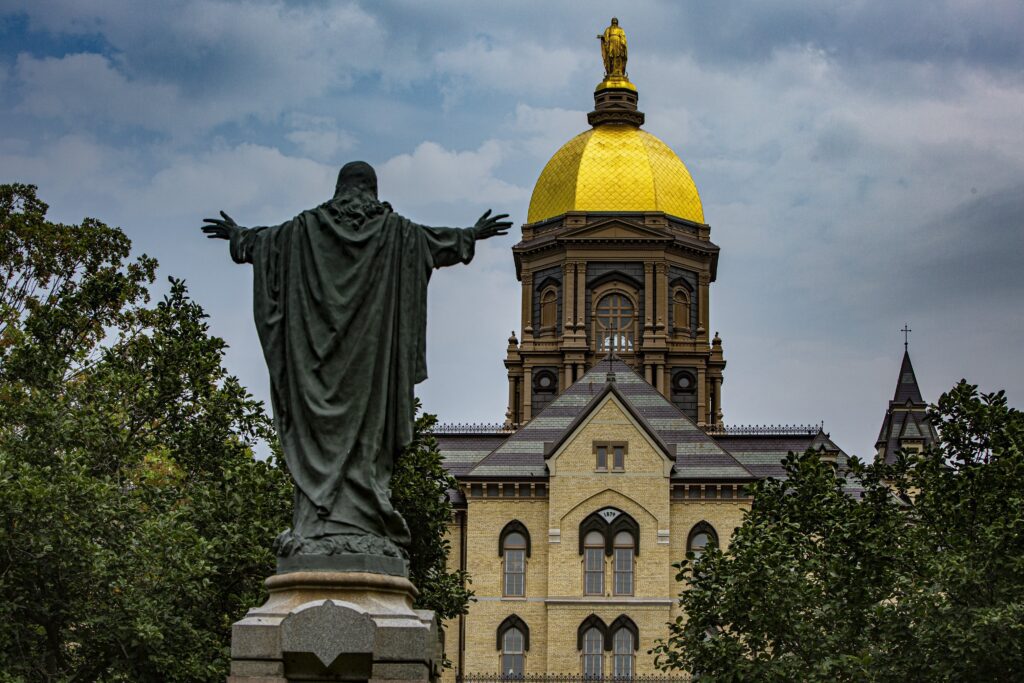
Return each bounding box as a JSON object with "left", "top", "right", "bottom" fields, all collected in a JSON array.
[
  {"left": 0, "top": 185, "right": 471, "bottom": 681},
  {"left": 392, "top": 407, "right": 473, "bottom": 622},
  {"left": 653, "top": 381, "right": 1024, "bottom": 682}
]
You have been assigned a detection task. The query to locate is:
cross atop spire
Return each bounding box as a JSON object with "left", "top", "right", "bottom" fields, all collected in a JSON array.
[{"left": 901, "top": 323, "right": 912, "bottom": 350}]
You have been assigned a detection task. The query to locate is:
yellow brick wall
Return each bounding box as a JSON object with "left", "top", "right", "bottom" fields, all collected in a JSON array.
[
  {"left": 460, "top": 496, "right": 551, "bottom": 675},
  {"left": 442, "top": 395, "right": 752, "bottom": 678}
]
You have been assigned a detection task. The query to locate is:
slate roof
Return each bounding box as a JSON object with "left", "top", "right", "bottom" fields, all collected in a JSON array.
[
  {"left": 434, "top": 433, "right": 510, "bottom": 477},
  {"left": 875, "top": 349, "right": 938, "bottom": 464},
  {"left": 713, "top": 430, "right": 849, "bottom": 480},
  {"left": 459, "top": 358, "right": 754, "bottom": 481}
]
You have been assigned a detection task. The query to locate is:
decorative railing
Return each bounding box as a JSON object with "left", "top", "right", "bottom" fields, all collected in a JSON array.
[
  {"left": 432, "top": 422, "right": 516, "bottom": 434},
  {"left": 458, "top": 676, "right": 690, "bottom": 683},
  {"left": 704, "top": 423, "right": 821, "bottom": 436}
]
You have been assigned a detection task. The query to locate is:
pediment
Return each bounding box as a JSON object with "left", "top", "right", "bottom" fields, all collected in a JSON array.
[{"left": 558, "top": 219, "right": 671, "bottom": 243}]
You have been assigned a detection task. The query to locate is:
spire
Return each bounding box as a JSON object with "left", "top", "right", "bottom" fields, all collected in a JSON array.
[
  {"left": 892, "top": 348, "right": 924, "bottom": 404},
  {"left": 589, "top": 18, "right": 645, "bottom": 127}
]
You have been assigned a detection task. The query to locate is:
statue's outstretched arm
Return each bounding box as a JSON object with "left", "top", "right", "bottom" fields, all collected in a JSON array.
[
  {"left": 201, "top": 211, "right": 268, "bottom": 264},
  {"left": 470, "top": 209, "right": 512, "bottom": 241}
]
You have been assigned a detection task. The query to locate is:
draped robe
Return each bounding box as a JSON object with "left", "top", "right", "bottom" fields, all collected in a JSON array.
[{"left": 230, "top": 200, "right": 475, "bottom": 550}]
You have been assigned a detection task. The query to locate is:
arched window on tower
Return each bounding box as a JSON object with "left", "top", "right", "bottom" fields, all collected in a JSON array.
[
  {"left": 539, "top": 287, "right": 558, "bottom": 334},
  {"left": 688, "top": 521, "right": 719, "bottom": 560},
  {"left": 499, "top": 521, "right": 530, "bottom": 597},
  {"left": 673, "top": 287, "right": 691, "bottom": 335},
  {"left": 595, "top": 292, "right": 635, "bottom": 352},
  {"left": 497, "top": 615, "right": 528, "bottom": 678}
]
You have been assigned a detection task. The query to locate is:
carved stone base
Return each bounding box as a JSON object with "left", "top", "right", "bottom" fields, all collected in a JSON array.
[{"left": 228, "top": 571, "right": 440, "bottom": 682}]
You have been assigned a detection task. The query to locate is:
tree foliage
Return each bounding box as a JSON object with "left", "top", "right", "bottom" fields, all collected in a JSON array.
[
  {"left": 653, "top": 381, "right": 1024, "bottom": 682},
  {"left": 0, "top": 185, "right": 471, "bottom": 681},
  {"left": 392, "top": 407, "right": 473, "bottom": 622}
]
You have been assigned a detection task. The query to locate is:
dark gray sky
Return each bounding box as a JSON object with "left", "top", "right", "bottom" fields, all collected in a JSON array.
[{"left": 2, "top": 0, "right": 1022, "bottom": 458}]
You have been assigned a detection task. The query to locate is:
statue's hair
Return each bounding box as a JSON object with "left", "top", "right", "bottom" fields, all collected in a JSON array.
[{"left": 327, "top": 161, "right": 390, "bottom": 226}]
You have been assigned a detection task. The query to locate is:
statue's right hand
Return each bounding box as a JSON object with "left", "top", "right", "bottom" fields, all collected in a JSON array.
[{"left": 201, "top": 211, "right": 243, "bottom": 240}]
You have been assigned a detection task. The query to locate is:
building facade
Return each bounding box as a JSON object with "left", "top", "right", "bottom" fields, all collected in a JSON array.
[{"left": 436, "top": 21, "right": 935, "bottom": 680}]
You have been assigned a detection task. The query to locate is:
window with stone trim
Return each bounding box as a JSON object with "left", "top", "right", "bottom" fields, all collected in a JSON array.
[
  {"left": 672, "top": 287, "right": 691, "bottom": 334},
  {"left": 593, "top": 441, "right": 627, "bottom": 472},
  {"left": 688, "top": 520, "right": 719, "bottom": 560},
  {"left": 577, "top": 615, "right": 607, "bottom": 678},
  {"left": 539, "top": 287, "right": 558, "bottom": 333},
  {"left": 610, "top": 615, "right": 638, "bottom": 678},
  {"left": 499, "top": 521, "right": 530, "bottom": 597},
  {"left": 497, "top": 615, "right": 528, "bottom": 678},
  {"left": 595, "top": 292, "right": 635, "bottom": 352}
]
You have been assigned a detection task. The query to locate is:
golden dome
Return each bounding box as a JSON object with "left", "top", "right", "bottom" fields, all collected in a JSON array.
[{"left": 526, "top": 124, "right": 704, "bottom": 224}]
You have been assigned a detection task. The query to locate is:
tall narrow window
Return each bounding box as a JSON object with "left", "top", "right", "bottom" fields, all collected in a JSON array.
[
  {"left": 613, "top": 627, "right": 635, "bottom": 678},
  {"left": 540, "top": 288, "right": 557, "bottom": 332},
  {"left": 595, "top": 445, "right": 608, "bottom": 470},
  {"left": 612, "top": 444, "right": 625, "bottom": 471},
  {"left": 501, "top": 626, "right": 525, "bottom": 677},
  {"left": 583, "top": 531, "right": 604, "bottom": 595},
  {"left": 673, "top": 288, "right": 691, "bottom": 333},
  {"left": 503, "top": 532, "right": 526, "bottom": 597},
  {"left": 613, "top": 531, "right": 634, "bottom": 596},
  {"left": 582, "top": 627, "right": 603, "bottom": 678}
]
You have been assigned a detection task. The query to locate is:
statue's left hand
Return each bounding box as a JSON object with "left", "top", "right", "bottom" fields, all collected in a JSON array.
[
  {"left": 471, "top": 209, "right": 512, "bottom": 241},
  {"left": 201, "top": 211, "right": 244, "bottom": 240}
]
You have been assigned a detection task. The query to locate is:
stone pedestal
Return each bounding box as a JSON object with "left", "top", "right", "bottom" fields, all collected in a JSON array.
[{"left": 228, "top": 571, "right": 440, "bottom": 683}]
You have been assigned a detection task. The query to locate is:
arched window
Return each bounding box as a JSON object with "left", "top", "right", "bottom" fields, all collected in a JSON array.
[
  {"left": 610, "top": 616, "right": 638, "bottom": 678},
  {"left": 540, "top": 288, "right": 558, "bottom": 332},
  {"left": 688, "top": 521, "right": 719, "bottom": 560},
  {"left": 583, "top": 530, "right": 604, "bottom": 595},
  {"left": 577, "top": 614, "right": 609, "bottom": 677},
  {"left": 582, "top": 628, "right": 604, "bottom": 678},
  {"left": 613, "top": 628, "right": 634, "bottom": 677},
  {"left": 496, "top": 615, "right": 528, "bottom": 678},
  {"left": 499, "top": 521, "right": 530, "bottom": 597},
  {"left": 595, "top": 292, "right": 635, "bottom": 352},
  {"left": 673, "top": 288, "right": 691, "bottom": 334},
  {"left": 613, "top": 530, "right": 634, "bottom": 596}
]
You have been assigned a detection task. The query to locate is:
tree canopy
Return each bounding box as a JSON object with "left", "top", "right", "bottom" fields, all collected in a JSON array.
[
  {"left": 0, "top": 184, "right": 470, "bottom": 681},
  {"left": 653, "top": 381, "right": 1024, "bottom": 682}
]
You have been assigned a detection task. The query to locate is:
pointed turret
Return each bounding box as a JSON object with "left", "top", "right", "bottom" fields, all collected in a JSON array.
[
  {"left": 875, "top": 346, "right": 938, "bottom": 464},
  {"left": 892, "top": 349, "right": 924, "bottom": 404}
]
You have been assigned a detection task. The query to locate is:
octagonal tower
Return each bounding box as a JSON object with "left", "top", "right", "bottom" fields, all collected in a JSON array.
[{"left": 505, "top": 30, "right": 726, "bottom": 428}]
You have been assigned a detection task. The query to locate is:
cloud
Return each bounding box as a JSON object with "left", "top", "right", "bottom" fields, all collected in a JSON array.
[
  {"left": 6, "top": 0, "right": 391, "bottom": 136},
  {"left": 14, "top": 53, "right": 199, "bottom": 133},
  {"left": 435, "top": 37, "right": 587, "bottom": 94},
  {"left": 378, "top": 140, "right": 529, "bottom": 219}
]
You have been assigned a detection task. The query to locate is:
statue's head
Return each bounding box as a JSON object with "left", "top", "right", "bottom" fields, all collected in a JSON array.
[
  {"left": 611, "top": 17, "right": 619, "bottom": 26},
  {"left": 335, "top": 161, "right": 378, "bottom": 199}
]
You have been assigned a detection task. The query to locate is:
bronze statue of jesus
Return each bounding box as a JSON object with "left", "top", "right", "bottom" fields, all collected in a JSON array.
[{"left": 202, "top": 161, "right": 511, "bottom": 575}]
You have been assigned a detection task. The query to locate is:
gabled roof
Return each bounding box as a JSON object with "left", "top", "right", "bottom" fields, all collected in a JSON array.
[{"left": 465, "top": 358, "right": 754, "bottom": 481}]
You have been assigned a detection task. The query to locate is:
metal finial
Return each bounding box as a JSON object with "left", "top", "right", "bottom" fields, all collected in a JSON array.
[{"left": 900, "top": 323, "right": 912, "bottom": 350}]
